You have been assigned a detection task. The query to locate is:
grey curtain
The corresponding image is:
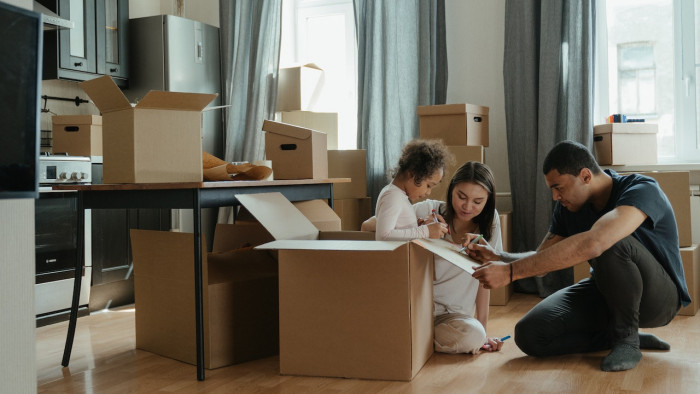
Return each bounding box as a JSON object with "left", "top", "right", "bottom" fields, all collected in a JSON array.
[
  {"left": 354, "top": 0, "right": 447, "bottom": 211},
  {"left": 218, "top": 0, "right": 282, "bottom": 223},
  {"left": 503, "top": 0, "right": 595, "bottom": 297},
  {"left": 219, "top": 0, "right": 282, "bottom": 163}
]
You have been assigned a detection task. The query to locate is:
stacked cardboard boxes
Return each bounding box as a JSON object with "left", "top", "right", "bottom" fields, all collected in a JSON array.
[
  {"left": 328, "top": 149, "right": 372, "bottom": 230},
  {"left": 263, "top": 120, "right": 328, "bottom": 180},
  {"left": 593, "top": 123, "right": 658, "bottom": 165}
]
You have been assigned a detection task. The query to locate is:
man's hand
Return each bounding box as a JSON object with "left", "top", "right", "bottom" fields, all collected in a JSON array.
[{"left": 472, "top": 261, "right": 511, "bottom": 289}]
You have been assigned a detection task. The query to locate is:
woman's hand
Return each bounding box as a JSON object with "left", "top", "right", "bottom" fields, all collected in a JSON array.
[
  {"left": 464, "top": 236, "right": 500, "bottom": 263},
  {"left": 480, "top": 336, "right": 506, "bottom": 352}
]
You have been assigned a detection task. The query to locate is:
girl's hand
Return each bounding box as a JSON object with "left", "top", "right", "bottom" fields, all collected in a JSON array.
[{"left": 427, "top": 221, "right": 449, "bottom": 239}]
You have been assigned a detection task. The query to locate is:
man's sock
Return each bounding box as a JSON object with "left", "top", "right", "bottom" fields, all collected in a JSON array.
[
  {"left": 601, "top": 343, "right": 642, "bottom": 372},
  {"left": 639, "top": 332, "right": 670, "bottom": 350}
]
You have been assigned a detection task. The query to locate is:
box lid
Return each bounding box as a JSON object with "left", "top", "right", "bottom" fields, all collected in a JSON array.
[
  {"left": 52, "top": 115, "right": 102, "bottom": 125},
  {"left": 236, "top": 192, "right": 320, "bottom": 240},
  {"left": 80, "top": 75, "right": 132, "bottom": 113},
  {"left": 136, "top": 90, "right": 218, "bottom": 111},
  {"left": 258, "top": 239, "right": 404, "bottom": 251},
  {"left": 263, "top": 119, "right": 325, "bottom": 140},
  {"left": 413, "top": 238, "right": 482, "bottom": 274},
  {"left": 281, "top": 62, "right": 322, "bottom": 71},
  {"left": 417, "top": 103, "right": 489, "bottom": 116},
  {"left": 593, "top": 123, "right": 658, "bottom": 135}
]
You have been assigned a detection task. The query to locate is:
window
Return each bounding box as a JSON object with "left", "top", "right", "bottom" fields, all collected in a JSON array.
[
  {"left": 597, "top": 0, "right": 698, "bottom": 162},
  {"left": 280, "top": 0, "right": 358, "bottom": 149}
]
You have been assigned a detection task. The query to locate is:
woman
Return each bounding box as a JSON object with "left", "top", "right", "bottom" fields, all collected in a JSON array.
[{"left": 363, "top": 161, "right": 505, "bottom": 353}]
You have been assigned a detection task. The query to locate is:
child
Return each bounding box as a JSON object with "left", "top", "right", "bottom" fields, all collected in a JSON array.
[{"left": 375, "top": 139, "right": 451, "bottom": 241}]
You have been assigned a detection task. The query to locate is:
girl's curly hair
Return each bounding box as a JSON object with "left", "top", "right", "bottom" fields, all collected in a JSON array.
[{"left": 389, "top": 139, "right": 454, "bottom": 186}]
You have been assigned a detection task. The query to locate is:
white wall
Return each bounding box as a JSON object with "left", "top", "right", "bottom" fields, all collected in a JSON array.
[
  {"left": 445, "top": 0, "right": 510, "bottom": 197},
  {"left": 2, "top": 3, "right": 37, "bottom": 394}
]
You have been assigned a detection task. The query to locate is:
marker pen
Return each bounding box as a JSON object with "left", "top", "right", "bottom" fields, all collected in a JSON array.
[{"left": 457, "top": 234, "right": 482, "bottom": 253}]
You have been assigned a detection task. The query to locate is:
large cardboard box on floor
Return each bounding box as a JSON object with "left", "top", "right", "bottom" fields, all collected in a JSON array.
[
  {"left": 679, "top": 244, "right": 700, "bottom": 316},
  {"left": 417, "top": 103, "right": 489, "bottom": 146},
  {"left": 80, "top": 75, "right": 216, "bottom": 183},
  {"left": 416, "top": 145, "right": 484, "bottom": 203},
  {"left": 490, "top": 211, "right": 514, "bottom": 306},
  {"left": 51, "top": 115, "right": 102, "bottom": 157},
  {"left": 594, "top": 123, "right": 658, "bottom": 165},
  {"left": 241, "top": 192, "right": 482, "bottom": 381},
  {"left": 333, "top": 197, "right": 372, "bottom": 231},
  {"left": 263, "top": 120, "right": 328, "bottom": 180},
  {"left": 281, "top": 111, "right": 338, "bottom": 150},
  {"left": 328, "top": 149, "right": 367, "bottom": 199},
  {"left": 276, "top": 63, "right": 323, "bottom": 111},
  {"left": 130, "top": 226, "right": 279, "bottom": 369},
  {"left": 632, "top": 171, "right": 692, "bottom": 247}
]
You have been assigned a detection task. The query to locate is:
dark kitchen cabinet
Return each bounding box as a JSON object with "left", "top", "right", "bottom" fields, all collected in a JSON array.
[
  {"left": 89, "top": 208, "right": 170, "bottom": 311},
  {"left": 40, "top": 0, "right": 129, "bottom": 87}
]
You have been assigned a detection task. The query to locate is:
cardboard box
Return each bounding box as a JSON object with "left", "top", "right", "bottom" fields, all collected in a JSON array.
[
  {"left": 80, "top": 75, "right": 217, "bottom": 183},
  {"left": 276, "top": 63, "right": 323, "bottom": 111},
  {"left": 333, "top": 197, "right": 372, "bottom": 231},
  {"left": 417, "top": 103, "right": 489, "bottom": 146},
  {"left": 692, "top": 194, "right": 700, "bottom": 245},
  {"left": 281, "top": 111, "right": 338, "bottom": 150},
  {"left": 240, "top": 192, "right": 482, "bottom": 381},
  {"left": 593, "top": 123, "right": 658, "bottom": 165},
  {"left": 573, "top": 262, "right": 592, "bottom": 282},
  {"left": 633, "top": 171, "right": 691, "bottom": 247},
  {"left": 130, "top": 227, "right": 279, "bottom": 369},
  {"left": 416, "top": 145, "right": 484, "bottom": 203},
  {"left": 679, "top": 244, "right": 699, "bottom": 316},
  {"left": 490, "top": 211, "right": 513, "bottom": 306},
  {"left": 292, "top": 199, "right": 341, "bottom": 231},
  {"left": 263, "top": 120, "right": 328, "bottom": 180},
  {"left": 328, "top": 149, "right": 368, "bottom": 199},
  {"left": 51, "top": 115, "right": 103, "bottom": 157}
]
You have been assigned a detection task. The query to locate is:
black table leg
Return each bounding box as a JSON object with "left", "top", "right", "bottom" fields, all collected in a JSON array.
[
  {"left": 193, "top": 190, "right": 205, "bottom": 380},
  {"left": 62, "top": 191, "right": 84, "bottom": 367}
]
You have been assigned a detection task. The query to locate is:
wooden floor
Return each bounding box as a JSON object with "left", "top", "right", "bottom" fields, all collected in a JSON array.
[{"left": 37, "top": 292, "right": 700, "bottom": 393}]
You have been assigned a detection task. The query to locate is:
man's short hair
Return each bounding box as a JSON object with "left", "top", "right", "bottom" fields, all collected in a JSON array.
[{"left": 542, "top": 140, "right": 602, "bottom": 176}]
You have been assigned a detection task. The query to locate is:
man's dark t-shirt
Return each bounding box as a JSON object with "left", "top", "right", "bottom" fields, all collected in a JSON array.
[{"left": 549, "top": 169, "right": 691, "bottom": 306}]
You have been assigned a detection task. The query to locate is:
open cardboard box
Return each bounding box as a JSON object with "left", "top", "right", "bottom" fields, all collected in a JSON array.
[
  {"left": 130, "top": 226, "right": 279, "bottom": 369},
  {"left": 238, "top": 192, "right": 481, "bottom": 381}
]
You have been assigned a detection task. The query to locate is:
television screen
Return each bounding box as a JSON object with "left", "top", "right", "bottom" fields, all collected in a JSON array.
[{"left": 0, "top": 2, "right": 42, "bottom": 199}]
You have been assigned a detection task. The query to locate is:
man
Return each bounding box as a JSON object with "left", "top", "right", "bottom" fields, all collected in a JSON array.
[{"left": 469, "top": 140, "right": 690, "bottom": 372}]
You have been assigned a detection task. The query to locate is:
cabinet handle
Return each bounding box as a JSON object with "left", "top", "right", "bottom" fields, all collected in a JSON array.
[
  {"left": 74, "top": 62, "right": 83, "bottom": 67},
  {"left": 110, "top": 68, "right": 117, "bottom": 72}
]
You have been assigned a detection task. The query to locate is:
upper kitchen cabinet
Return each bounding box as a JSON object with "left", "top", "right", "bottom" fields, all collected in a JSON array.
[{"left": 40, "top": 0, "right": 129, "bottom": 87}]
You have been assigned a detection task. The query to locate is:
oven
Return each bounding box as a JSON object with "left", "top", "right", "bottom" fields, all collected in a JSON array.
[{"left": 35, "top": 155, "right": 92, "bottom": 327}]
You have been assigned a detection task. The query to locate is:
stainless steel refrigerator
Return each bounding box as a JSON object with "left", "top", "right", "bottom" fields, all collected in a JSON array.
[{"left": 125, "top": 14, "right": 223, "bottom": 245}]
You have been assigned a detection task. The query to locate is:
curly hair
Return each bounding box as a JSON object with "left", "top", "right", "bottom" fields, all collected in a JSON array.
[
  {"left": 440, "top": 161, "right": 496, "bottom": 242},
  {"left": 389, "top": 139, "right": 454, "bottom": 186}
]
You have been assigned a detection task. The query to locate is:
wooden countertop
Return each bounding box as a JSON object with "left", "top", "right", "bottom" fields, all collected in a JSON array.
[{"left": 52, "top": 178, "right": 351, "bottom": 191}]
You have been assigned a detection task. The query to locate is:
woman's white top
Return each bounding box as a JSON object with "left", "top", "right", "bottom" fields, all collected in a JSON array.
[
  {"left": 413, "top": 199, "right": 503, "bottom": 317},
  {"left": 374, "top": 183, "right": 430, "bottom": 240}
]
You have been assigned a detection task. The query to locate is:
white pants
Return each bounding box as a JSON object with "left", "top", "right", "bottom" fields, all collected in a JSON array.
[{"left": 434, "top": 313, "right": 486, "bottom": 354}]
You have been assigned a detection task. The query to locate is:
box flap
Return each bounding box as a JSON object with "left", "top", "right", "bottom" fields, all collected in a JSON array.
[
  {"left": 256, "top": 239, "right": 404, "bottom": 251},
  {"left": 292, "top": 200, "right": 341, "bottom": 231},
  {"left": 412, "top": 238, "right": 482, "bottom": 274},
  {"left": 236, "top": 193, "right": 319, "bottom": 240},
  {"left": 416, "top": 103, "right": 489, "bottom": 116},
  {"left": 262, "top": 119, "right": 317, "bottom": 140},
  {"left": 593, "top": 123, "right": 658, "bottom": 135},
  {"left": 135, "top": 91, "right": 218, "bottom": 111},
  {"left": 79, "top": 75, "right": 132, "bottom": 113}
]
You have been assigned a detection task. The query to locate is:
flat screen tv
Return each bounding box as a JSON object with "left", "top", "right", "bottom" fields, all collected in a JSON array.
[{"left": 0, "top": 2, "right": 42, "bottom": 199}]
